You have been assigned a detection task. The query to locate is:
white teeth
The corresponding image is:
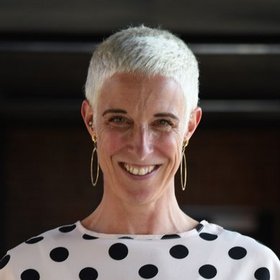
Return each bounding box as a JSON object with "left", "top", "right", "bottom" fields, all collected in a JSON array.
[{"left": 123, "top": 164, "right": 155, "bottom": 176}]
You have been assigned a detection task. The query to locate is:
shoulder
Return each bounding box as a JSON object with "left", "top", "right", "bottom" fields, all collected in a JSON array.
[
  {"left": 7, "top": 222, "right": 79, "bottom": 254},
  {"left": 202, "top": 221, "right": 278, "bottom": 257},
  {"left": 0, "top": 222, "right": 80, "bottom": 279},
  {"left": 200, "top": 221, "right": 280, "bottom": 277}
]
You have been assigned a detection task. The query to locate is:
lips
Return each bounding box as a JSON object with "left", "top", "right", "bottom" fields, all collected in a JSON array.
[{"left": 122, "top": 163, "right": 157, "bottom": 176}]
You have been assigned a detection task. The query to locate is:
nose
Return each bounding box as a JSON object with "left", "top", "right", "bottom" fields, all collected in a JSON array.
[{"left": 129, "top": 125, "right": 154, "bottom": 160}]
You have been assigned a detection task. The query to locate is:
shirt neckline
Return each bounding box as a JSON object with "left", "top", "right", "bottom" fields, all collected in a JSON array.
[{"left": 76, "top": 220, "right": 209, "bottom": 240}]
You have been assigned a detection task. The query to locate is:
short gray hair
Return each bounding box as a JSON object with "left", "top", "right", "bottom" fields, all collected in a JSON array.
[{"left": 85, "top": 25, "right": 199, "bottom": 122}]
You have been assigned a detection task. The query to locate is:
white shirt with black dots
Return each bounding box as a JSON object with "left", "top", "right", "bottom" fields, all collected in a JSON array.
[{"left": 1, "top": 220, "right": 279, "bottom": 279}]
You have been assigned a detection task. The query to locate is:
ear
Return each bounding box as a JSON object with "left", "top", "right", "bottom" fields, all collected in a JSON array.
[
  {"left": 81, "top": 99, "right": 95, "bottom": 138},
  {"left": 184, "top": 107, "right": 202, "bottom": 141}
]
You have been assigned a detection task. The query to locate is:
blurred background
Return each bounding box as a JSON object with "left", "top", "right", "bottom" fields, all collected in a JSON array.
[{"left": 0, "top": 0, "right": 279, "bottom": 257}]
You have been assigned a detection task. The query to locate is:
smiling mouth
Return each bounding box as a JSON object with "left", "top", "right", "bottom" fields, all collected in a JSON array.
[{"left": 121, "top": 163, "right": 158, "bottom": 176}]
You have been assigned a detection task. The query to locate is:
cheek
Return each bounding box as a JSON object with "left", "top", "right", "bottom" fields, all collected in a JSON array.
[
  {"left": 157, "top": 135, "right": 182, "bottom": 163},
  {"left": 97, "top": 129, "right": 125, "bottom": 157}
]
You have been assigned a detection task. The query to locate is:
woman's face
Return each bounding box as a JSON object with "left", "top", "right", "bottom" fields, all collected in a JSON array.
[{"left": 83, "top": 72, "right": 200, "bottom": 205}]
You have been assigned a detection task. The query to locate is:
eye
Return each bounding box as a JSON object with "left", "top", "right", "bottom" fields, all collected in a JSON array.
[
  {"left": 153, "top": 119, "right": 174, "bottom": 130},
  {"left": 158, "top": 119, "right": 172, "bottom": 126},
  {"left": 108, "top": 115, "right": 132, "bottom": 127},
  {"left": 110, "top": 116, "right": 126, "bottom": 123}
]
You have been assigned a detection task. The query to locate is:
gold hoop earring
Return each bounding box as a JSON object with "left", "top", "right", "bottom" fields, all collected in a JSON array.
[
  {"left": 90, "top": 136, "right": 99, "bottom": 187},
  {"left": 180, "top": 140, "right": 189, "bottom": 191}
]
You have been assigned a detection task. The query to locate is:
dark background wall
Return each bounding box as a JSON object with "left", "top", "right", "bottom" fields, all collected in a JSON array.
[{"left": 0, "top": 0, "right": 279, "bottom": 257}]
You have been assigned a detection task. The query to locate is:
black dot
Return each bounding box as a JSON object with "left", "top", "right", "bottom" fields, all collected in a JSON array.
[
  {"left": 199, "top": 264, "right": 217, "bottom": 279},
  {"left": 138, "top": 264, "right": 158, "bottom": 279},
  {"left": 59, "top": 224, "right": 76, "bottom": 233},
  {"left": 161, "top": 234, "right": 181, "bottom": 239},
  {"left": 228, "top": 246, "right": 247, "bottom": 260},
  {"left": 50, "top": 247, "right": 69, "bottom": 262},
  {"left": 196, "top": 223, "right": 204, "bottom": 232},
  {"left": 169, "top": 244, "right": 189, "bottom": 259},
  {"left": 254, "top": 267, "right": 270, "bottom": 280},
  {"left": 199, "top": 233, "right": 218, "bottom": 241},
  {"left": 79, "top": 267, "right": 98, "bottom": 280},
  {"left": 118, "top": 236, "right": 134, "bottom": 239},
  {"left": 108, "top": 243, "right": 128, "bottom": 260},
  {"left": 21, "top": 269, "right": 40, "bottom": 280},
  {"left": 25, "top": 236, "right": 44, "bottom": 244},
  {"left": 0, "top": 255, "right": 10, "bottom": 269},
  {"left": 83, "top": 234, "right": 98, "bottom": 240}
]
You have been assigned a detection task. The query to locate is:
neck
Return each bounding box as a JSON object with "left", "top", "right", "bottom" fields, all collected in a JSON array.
[{"left": 82, "top": 186, "right": 197, "bottom": 235}]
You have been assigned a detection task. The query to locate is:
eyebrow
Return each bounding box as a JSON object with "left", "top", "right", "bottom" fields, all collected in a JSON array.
[
  {"left": 102, "top": 109, "right": 179, "bottom": 120},
  {"left": 102, "top": 109, "right": 127, "bottom": 116},
  {"left": 154, "top": 112, "right": 179, "bottom": 120}
]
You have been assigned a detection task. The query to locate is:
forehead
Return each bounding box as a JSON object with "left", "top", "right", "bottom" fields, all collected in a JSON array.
[{"left": 97, "top": 72, "right": 185, "bottom": 115}]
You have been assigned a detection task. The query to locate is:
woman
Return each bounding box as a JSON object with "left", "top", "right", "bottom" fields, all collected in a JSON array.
[{"left": 0, "top": 26, "right": 279, "bottom": 279}]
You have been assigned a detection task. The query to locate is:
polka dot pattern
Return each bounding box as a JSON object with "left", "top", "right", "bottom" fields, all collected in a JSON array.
[
  {"left": 118, "top": 236, "right": 134, "bottom": 239},
  {"left": 0, "top": 255, "right": 10, "bottom": 269},
  {"left": 49, "top": 247, "right": 69, "bottom": 262},
  {"left": 169, "top": 245, "right": 189, "bottom": 259},
  {"left": 138, "top": 264, "right": 158, "bottom": 279},
  {"left": 108, "top": 243, "right": 128, "bottom": 260},
  {"left": 254, "top": 267, "right": 270, "bottom": 280},
  {"left": 82, "top": 234, "right": 98, "bottom": 240},
  {"left": 21, "top": 269, "right": 40, "bottom": 280},
  {"left": 1, "top": 221, "right": 276, "bottom": 279},
  {"left": 199, "top": 233, "right": 218, "bottom": 241},
  {"left": 228, "top": 246, "right": 247, "bottom": 260},
  {"left": 195, "top": 223, "right": 204, "bottom": 232},
  {"left": 79, "top": 267, "right": 98, "bottom": 280},
  {"left": 199, "top": 264, "right": 217, "bottom": 279},
  {"left": 25, "top": 236, "right": 44, "bottom": 244},
  {"left": 161, "top": 234, "right": 180, "bottom": 239},
  {"left": 59, "top": 224, "right": 76, "bottom": 233}
]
